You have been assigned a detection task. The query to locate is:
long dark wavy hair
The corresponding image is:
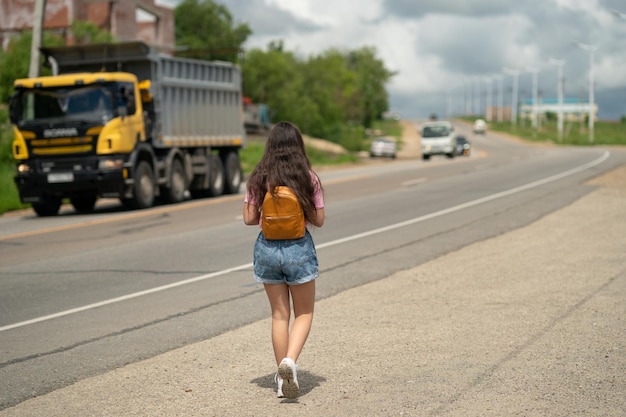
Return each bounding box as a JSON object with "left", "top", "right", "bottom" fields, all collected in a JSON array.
[{"left": 247, "top": 121, "right": 322, "bottom": 224}]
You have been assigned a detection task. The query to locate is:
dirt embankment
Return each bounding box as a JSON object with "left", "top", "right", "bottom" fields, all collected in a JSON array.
[
  {"left": 303, "top": 119, "right": 422, "bottom": 160},
  {"left": 397, "top": 120, "right": 421, "bottom": 159}
]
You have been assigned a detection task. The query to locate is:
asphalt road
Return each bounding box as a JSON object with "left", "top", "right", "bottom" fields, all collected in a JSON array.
[{"left": 0, "top": 122, "right": 624, "bottom": 415}]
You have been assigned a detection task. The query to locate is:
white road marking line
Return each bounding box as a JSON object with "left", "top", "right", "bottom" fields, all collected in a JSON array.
[{"left": 402, "top": 177, "right": 427, "bottom": 187}]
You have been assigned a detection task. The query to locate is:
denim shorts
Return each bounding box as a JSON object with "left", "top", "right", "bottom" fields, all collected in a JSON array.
[{"left": 253, "top": 229, "right": 319, "bottom": 285}]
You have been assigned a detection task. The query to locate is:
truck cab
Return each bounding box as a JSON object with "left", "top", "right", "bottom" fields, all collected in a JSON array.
[
  {"left": 9, "top": 41, "right": 245, "bottom": 217},
  {"left": 10, "top": 72, "right": 146, "bottom": 215}
]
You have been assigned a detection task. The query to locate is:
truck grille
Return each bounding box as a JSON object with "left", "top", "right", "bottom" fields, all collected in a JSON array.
[{"left": 31, "top": 136, "right": 94, "bottom": 155}]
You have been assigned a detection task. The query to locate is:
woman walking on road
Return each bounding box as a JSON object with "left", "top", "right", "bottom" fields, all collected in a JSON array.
[{"left": 243, "top": 121, "right": 325, "bottom": 399}]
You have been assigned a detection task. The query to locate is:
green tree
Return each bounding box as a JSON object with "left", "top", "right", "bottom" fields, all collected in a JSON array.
[
  {"left": 0, "top": 21, "right": 115, "bottom": 103},
  {"left": 241, "top": 47, "right": 320, "bottom": 133},
  {"left": 0, "top": 32, "right": 64, "bottom": 103},
  {"left": 301, "top": 49, "right": 350, "bottom": 140},
  {"left": 71, "top": 20, "right": 116, "bottom": 44},
  {"left": 346, "top": 47, "right": 395, "bottom": 128},
  {"left": 174, "top": 0, "right": 251, "bottom": 62},
  {"left": 241, "top": 42, "right": 394, "bottom": 148}
]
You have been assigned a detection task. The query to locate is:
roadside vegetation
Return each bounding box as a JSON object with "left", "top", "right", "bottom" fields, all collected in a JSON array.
[
  {"left": 0, "top": 107, "right": 27, "bottom": 213},
  {"left": 461, "top": 115, "right": 626, "bottom": 146}
]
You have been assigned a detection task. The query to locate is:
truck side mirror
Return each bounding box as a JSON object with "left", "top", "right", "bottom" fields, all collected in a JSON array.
[
  {"left": 117, "top": 86, "right": 135, "bottom": 117},
  {"left": 8, "top": 94, "right": 19, "bottom": 124},
  {"left": 126, "top": 96, "right": 136, "bottom": 115}
]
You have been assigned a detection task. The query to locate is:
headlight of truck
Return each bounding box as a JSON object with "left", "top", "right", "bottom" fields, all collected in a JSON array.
[
  {"left": 17, "top": 163, "right": 30, "bottom": 173},
  {"left": 98, "top": 159, "right": 124, "bottom": 170}
]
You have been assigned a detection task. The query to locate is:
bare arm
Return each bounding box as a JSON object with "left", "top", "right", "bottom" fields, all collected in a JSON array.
[
  {"left": 310, "top": 207, "right": 325, "bottom": 228},
  {"left": 243, "top": 202, "right": 260, "bottom": 225}
]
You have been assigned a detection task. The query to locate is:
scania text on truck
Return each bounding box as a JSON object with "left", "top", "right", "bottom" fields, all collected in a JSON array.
[{"left": 9, "top": 41, "right": 245, "bottom": 216}]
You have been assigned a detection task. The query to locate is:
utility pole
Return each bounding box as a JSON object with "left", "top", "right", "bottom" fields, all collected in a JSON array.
[
  {"left": 503, "top": 68, "right": 520, "bottom": 130},
  {"left": 29, "top": 0, "right": 47, "bottom": 78}
]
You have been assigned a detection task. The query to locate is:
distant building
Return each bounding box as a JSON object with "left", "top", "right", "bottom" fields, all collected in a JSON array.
[
  {"left": 484, "top": 107, "right": 512, "bottom": 122},
  {"left": 520, "top": 98, "right": 598, "bottom": 122},
  {"left": 0, "top": 0, "right": 174, "bottom": 51}
]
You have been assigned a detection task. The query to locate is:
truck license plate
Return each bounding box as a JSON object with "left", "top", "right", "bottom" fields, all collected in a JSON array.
[{"left": 47, "top": 172, "right": 74, "bottom": 183}]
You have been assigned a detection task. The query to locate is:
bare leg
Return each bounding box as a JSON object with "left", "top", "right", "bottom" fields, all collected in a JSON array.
[
  {"left": 286, "top": 280, "right": 316, "bottom": 362},
  {"left": 264, "top": 280, "right": 316, "bottom": 364},
  {"left": 264, "top": 283, "right": 291, "bottom": 365}
]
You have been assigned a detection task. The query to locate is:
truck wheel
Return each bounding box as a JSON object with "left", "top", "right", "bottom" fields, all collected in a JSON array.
[
  {"left": 70, "top": 191, "right": 98, "bottom": 213},
  {"left": 162, "top": 159, "right": 186, "bottom": 203},
  {"left": 447, "top": 152, "right": 455, "bottom": 159},
  {"left": 130, "top": 161, "right": 155, "bottom": 209},
  {"left": 32, "top": 195, "right": 62, "bottom": 216},
  {"left": 422, "top": 154, "right": 430, "bottom": 160},
  {"left": 221, "top": 151, "right": 241, "bottom": 194},
  {"left": 208, "top": 154, "right": 224, "bottom": 197}
]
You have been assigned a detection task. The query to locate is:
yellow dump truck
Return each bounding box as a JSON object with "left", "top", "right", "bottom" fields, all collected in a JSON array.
[{"left": 9, "top": 41, "right": 245, "bottom": 216}]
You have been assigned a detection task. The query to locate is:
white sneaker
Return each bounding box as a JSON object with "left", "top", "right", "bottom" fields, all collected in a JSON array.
[
  {"left": 274, "top": 373, "right": 284, "bottom": 398},
  {"left": 278, "top": 357, "right": 299, "bottom": 399}
]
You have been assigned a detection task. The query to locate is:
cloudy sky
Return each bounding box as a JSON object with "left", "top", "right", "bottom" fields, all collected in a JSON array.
[{"left": 158, "top": 0, "right": 626, "bottom": 120}]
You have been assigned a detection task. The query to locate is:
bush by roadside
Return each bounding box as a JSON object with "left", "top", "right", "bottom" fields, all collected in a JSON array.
[{"left": 0, "top": 107, "right": 28, "bottom": 215}]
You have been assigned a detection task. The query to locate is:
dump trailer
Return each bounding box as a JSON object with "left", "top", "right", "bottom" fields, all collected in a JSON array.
[{"left": 9, "top": 41, "right": 245, "bottom": 216}]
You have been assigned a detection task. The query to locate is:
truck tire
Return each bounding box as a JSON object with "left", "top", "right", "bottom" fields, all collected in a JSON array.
[
  {"left": 189, "top": 154, "right": 224, "bottom": 199},
  {"left": 130, "top": 160, "right": 156, "bottom": 209},
  {"left": 422, "top": 154, "right": 430, "bottom": 160},
  {"left": 207, "top": 154, "right": 224, "bottom": 197},
  {"left": 70, "top": 191, "right": 98, "bottom": 213},
  {"left": 221, "top": 151, "right": 241, "bottom": 194},
  {"left": 32, "top": 195, "right": 62, "bottom": 216},
  {"left": 162, "top": 158, "right": 186, "bottom": 204}
]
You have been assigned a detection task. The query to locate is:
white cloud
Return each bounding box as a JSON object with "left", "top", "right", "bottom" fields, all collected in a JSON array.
[{"left": 162, "top": 0, "right": 626, "bottom": 119}]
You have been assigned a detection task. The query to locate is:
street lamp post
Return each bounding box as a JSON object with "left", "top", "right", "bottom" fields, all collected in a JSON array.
[
  {"left": 484, "top": 77, "right": 493, "bottom": 122},
  {"left": 527, "top": 66, "right": 539, "bottom": 130},
  {"left": 575, "top": 42, "right": 596, "bottom": 144},
  {"left": 463, "top": 80, "right": 472, "bottom": 116},
  {"left": 472, "top": 79, "right": 478, "bottom": 116},
  {"left": 503, "top": 67, "right": 520, "bottom": 130},
  {"left": 549, "top": 59, "right": 565, "bottom": 142},
  {"left": 495, "top": 74, "right": 504, "bottom": 123}
]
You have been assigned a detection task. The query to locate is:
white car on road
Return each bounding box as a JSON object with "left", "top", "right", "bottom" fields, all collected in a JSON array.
[
  {"left": 370, "top": 137, "right": 397, "bottom": 159},
  {"left": 473, "top": 119, "right": 487, "bottom": 134},
  {"left": 420, "top": 121, "right": 456, "bottom": 160}
]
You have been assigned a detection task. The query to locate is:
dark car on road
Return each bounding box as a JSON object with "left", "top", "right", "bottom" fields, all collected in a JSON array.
[{"left": 455, "top": 135, "right": 471, "bottom": 156}]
